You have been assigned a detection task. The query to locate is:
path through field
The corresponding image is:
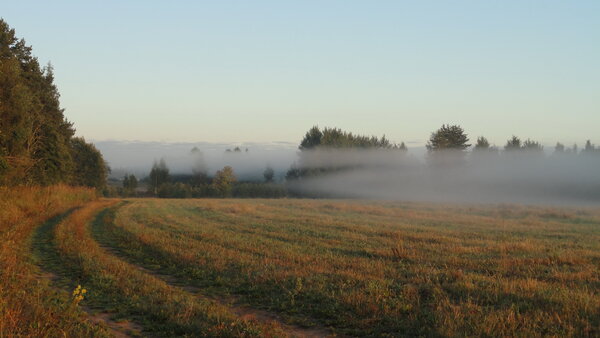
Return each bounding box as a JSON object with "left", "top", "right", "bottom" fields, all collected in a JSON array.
[
  {"left": 94, "top": 229, "right": 334, "bottom": 338},
  {"left": 28, "top": 197, "right": 600, "bottom": 336},
  {"left": 31, "top": 208, "right": 144, "bottom": 337},
  {"left": 31, "top": 199, "right": 336, "bottom": 337}
]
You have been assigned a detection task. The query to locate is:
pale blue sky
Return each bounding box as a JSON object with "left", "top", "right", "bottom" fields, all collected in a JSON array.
[{"left": 2, "top": 1, "right": 599, "bottom": 146}]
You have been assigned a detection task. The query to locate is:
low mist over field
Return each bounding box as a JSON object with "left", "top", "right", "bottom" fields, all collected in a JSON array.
[
  {"left": 97, "top": 139, "right": 600, "bottom": 205},
  {"left": 96, "top": 140, "right": 299, "bottom": 180},
  {"left": 289, "top": 149, "right": 600, "bottom": 205}
]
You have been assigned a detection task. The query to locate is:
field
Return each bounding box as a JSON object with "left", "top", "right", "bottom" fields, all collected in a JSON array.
[
  {"left": 2, "top": 195, "right": 600, "bottom": 337},
  {"left": 0, "top": 186, "right": 103, "bottom": 336}
]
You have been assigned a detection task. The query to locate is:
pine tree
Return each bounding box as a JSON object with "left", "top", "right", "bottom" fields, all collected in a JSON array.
[
  {"left": 426, "top": 124, "right": 470, "bottom": 151},
  {"left": 504, "top": 136, "right": 522, "bottom": 151},
  {"left": 474, "top": 136, "right": 490, "bottom": 150},
  {"left": 0, "top": 19, "right": 104, "bottom": 186}
]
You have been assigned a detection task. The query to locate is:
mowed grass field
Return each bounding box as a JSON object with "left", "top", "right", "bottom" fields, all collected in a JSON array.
[
  {"left": 4, "top": 194, "right": 600, "bottom": 337},
  {"left": 93, "top": 199, "right": 600, "bottom": 337}
]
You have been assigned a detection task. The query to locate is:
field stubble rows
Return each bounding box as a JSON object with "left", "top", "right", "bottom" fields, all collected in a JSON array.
[
  {"left": 41, "top": 199, "right": 291, "bottom": 337},
  {"left": 96, "top": 198, "right": 600, "bottom": 337},
  {"left": 5, "top": 191, "right": 599, "bottom": 337}
]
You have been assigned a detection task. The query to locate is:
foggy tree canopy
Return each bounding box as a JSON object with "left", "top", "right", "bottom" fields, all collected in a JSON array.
[
  {"left": 284, "top": 125, "right": 600, "bottom": 204},
  {"left": 287, "top": 126, "right": 406, "bottom": 181},
  {"left": 299, "top": 126, "right": 400, "bottom": 150}
]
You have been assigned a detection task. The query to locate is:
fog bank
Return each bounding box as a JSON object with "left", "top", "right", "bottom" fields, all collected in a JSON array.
[
  {"left": 95, "top": 140, "right": 298, "bottom": 180},
  {"left": 288, "top": 149, "right": 600, "bottom": 205}
]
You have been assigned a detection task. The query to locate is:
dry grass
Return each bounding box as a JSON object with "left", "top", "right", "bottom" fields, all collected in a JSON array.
[
  {"left": 51, "top": 199, "right": 286, "bottom": 336},
  {"left": 3, "top": 191, "right": 599, "bottom": 337},
  {"left": 101, "top": 198, "right": 600, "bottom": 337},
  {"left": 0, "top": 185, "right": 104, "bottom": 336}
]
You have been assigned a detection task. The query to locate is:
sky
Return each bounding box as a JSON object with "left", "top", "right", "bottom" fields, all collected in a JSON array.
[{"left": 2, "top": 1, "right": 599, "bottom": 147}]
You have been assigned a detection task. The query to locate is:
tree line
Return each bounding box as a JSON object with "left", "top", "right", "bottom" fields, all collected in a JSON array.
[
  {"left": 0, "top": 20, "right": 108, "bottom": 189},
  {"left": 113, "top": 123, "right": 597, "bottom": 199},
  {"left": 108, "top": 159, "right": 285, "bottom": 198}
]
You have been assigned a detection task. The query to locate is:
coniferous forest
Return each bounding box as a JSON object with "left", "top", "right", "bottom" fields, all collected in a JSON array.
[{"left": 0, "top": 19, "right": 107, "bottom": 189}]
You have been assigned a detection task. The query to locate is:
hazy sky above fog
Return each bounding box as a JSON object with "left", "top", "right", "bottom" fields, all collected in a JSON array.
[{"left": 2, "top": 1, "right": 599, "bottom": 146}]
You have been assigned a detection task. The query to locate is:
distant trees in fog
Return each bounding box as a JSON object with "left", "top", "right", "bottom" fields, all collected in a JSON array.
[
  {"left": 287, "top": 126, "right": 407, "bottom": 181},
  {"left": 583, "top": 140, "right": 597, "bottom": 154},
  {"left": 299, "top": 126, "right": 401, "bottom": 149},
  {"left": 504, "top": 136, "right": 522, "bottom": 151},
  {"left": 474, "top": 137, "right": 490, "bottom": 150},
  {"left": 149, "top": 159, "right": 170, "bottom": 195},
  {"left": 131, "top": 125, "right": 598, "bottom": 200},
  {"left": 285, "top": 124, "right": 600, "bottom": 191},
  {"left": 522, "top": 139, "right": 544, "bottom": 152},
  {"left": 263, "top": 166, "right": 274, "bottom": 183},
  {"left": 190, "top": 147, "right": 209, "bottom": 186},
  {"left": 283, "top": 125, "right": 600, "bottom": 201},
  {"left": 426, "top": 124, "right": 471, "bottom": 152},
  {"left": 122, "top": 174, "right": 138, "bottom": 196},
  {"left": 212, "top": 166, "right": 236, "bottom": 197},
  {"left": 425, "top": 124, "right": 471, "bottom": 166},
  {"left": 503, "top": 136, "right": 544, "bottom": 152},
  {"left": 139, "top": 156, "right": 285, "bottom": 198}
]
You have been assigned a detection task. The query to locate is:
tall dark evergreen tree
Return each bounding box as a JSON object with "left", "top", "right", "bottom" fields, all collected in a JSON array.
[
  {"left": 522, "top": 139, "right": 543, "bottom": 152},
  {"left": 426, "top": 124, "right": 470, "bottom": 152},
  {"left": 425, "top": 124, "right": 470, "bottom": 166},
  {"left": 299, "top": 126, "right": 323, "bottom": 150},
  {"left": 474, "top": 136, "right": 490, "bottom": 150},
  {"left": 0, "top": 19, "right": 106, "bottom": 188},
  {"left": 504, "top": 136, "right": 522, "bottom": 151},
  {"left": 472, "top": 136, "right": 499, "bottom": 158}
]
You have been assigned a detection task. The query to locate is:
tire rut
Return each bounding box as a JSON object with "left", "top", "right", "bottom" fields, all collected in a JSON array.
[
  {"left": 31, "top": 210, "right": 144, "bottom": 338},
  {"left": 93, "top": 216, "right": 340, "bottom": 337}
]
